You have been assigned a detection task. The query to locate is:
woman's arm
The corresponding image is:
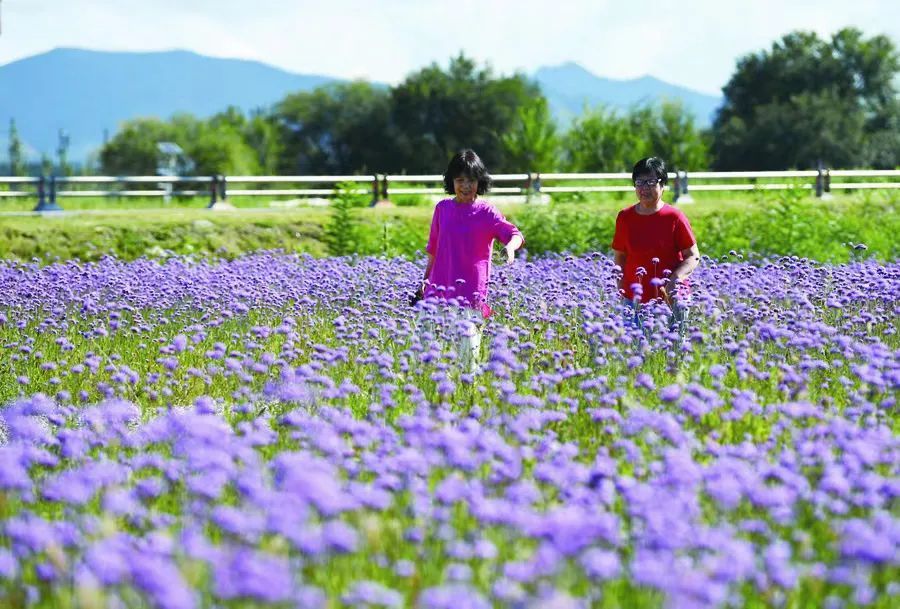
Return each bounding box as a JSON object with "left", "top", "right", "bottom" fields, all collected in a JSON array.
[
  {"left": 612, "top": 249, "right": 627, "bottom": 294},
  {"left": 666, "top": 244, "right": 700, "bottom": 293},
  {"left": 503, "top": 234, "right": 525, "bottom": 264},
  {"left": 416, "top": 253, "right": 435, "bottom": 298}
]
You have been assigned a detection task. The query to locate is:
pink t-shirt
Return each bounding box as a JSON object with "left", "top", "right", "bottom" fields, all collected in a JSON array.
[{"left": 425, "top": 198, "right": 522, "bottom": 317}]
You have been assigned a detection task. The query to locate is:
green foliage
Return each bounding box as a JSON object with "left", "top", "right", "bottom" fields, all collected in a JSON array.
[
  {"left": 511, "top": 202, "right": 616, "bottom": 254},
  {"left": 637, "top": 100, "right": 710, "bottom": 170},
  {"left": 100, "top": 111, "right": 264, "bottom": 177},
  {"left": 562, "top": 101, "right": 709, "bottom": 172},
  {"left": 562, "top": 105, "right": 636, "bottom": 172},
  {"left": 0, "top": 211, "right": 329, "bottom": 262},
  {"left": 694, "top": 190, "right": 899, "bottom": 261},
  {"left": 181, "top": 114, "right": 262, "bottom": 175},
  {"left": 93, "top": 36, "right": 898, "bottom": 178},
  {"left": 712, "top": 27, "right": 900, "bottom": 169},
  {"left": 1, "top": 193, "right": 898, "bottom": 263},
  {"left": 389, "top": 54, "right": 544, "bottom": 172},
  {"left": 323, "top": 182, "right": 367, "bottom": 256},
  {"left": 243, "top": 110, "right": 282, "bottom": 174},
  {"left": 275, "top": 81, "right": 392, "bottom": 174},
  {"left": 391, "top": 194, "right": 433, "bottom": 207},
  {"left": 500, "top": 97, "right": 561, "bottom": 172},
  {"left": 100, "top": 118, "right": 177, "bottom": 175}
]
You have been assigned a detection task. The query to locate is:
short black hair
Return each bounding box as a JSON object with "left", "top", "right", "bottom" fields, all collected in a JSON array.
[
  {"left": 631, "top": 157, "right": 668, "bottom": 186},
  {"left": 443, "top": 149, "right": 492, "bottom": 195}
]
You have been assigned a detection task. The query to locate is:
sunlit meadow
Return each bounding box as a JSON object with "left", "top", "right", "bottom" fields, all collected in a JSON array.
[{"left": 0, "top": 251, "right": 897, "bottom": 608}]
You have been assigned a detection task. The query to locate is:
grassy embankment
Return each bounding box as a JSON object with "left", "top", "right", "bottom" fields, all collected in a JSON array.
[{"left": 0, "top": 189, "right": 897, "bottom": 263}]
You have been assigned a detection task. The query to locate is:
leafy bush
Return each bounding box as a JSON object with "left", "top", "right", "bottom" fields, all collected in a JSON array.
[
  {"left": 391, "top": 194, "right": 433, "bottom": 207},
  {"left": 1, "top": 193, "right": 897, "bottom": 263},
  {"left": 323, "top": 183, "right": 368, "bottom": 256}
]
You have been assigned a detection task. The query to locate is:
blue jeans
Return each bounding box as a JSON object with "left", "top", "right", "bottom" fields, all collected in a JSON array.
[{"left": 622, "top": 298, "right": 689, "bottom": 337}]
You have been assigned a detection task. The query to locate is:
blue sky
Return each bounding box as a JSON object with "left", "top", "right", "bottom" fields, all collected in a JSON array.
[{"left": 1, "top": 0, "right": 898, "bottom": 94}]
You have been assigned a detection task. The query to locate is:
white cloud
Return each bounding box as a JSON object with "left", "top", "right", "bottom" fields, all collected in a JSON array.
[{"left": 1, "top": 0, "right": 898, "bottom": 93}]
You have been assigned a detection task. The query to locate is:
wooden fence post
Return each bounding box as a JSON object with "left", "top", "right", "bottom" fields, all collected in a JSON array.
[
  {"left": 815, "top": 161, "right": 824, "bottom": 198},
  {"left": 207, "top": 176, "right": 218, "bottom": 208},
  {"left": 371, "top": 175, "right": 380, "bottom": 206},
  {"left": 33, "top": 175, "right": 63, "bottom": 212},
  {"left": 677, "top": 170, "right": 694, "bottom": 203},
  {"left": 218, "top": 175, "right": 228, "bottom": 203}
]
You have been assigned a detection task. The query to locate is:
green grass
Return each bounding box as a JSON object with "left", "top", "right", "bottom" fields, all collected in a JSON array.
[{"left": 2, "top": 189, "right": 896, "bottom": 263}]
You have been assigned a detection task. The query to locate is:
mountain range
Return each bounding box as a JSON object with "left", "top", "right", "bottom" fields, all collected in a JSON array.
[{"left": 0, "top": 48, "right": 722, "bottom": 164}]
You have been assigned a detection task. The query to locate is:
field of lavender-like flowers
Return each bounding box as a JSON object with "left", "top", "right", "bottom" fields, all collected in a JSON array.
[{"left": 0, "top": 251, "right": 897, "bottom": 609}]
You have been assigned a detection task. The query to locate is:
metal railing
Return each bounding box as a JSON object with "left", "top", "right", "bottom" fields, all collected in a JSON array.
[{"left": 1, "top": 168, "right": 898, "bottom": 212}]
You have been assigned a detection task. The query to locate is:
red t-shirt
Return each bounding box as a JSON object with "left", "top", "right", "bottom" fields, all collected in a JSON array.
[{"left": 611, "top": 204, "right": 696, "bottom": 303}]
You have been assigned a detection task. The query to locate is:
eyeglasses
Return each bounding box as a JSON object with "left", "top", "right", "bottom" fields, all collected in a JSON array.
[{"left": 634, "top": 178, "right": 662, "bottom": 187}]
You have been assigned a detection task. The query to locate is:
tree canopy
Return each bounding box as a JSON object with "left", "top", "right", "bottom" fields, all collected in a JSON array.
[
  {"left": 388, "top": 54, "right": 544, "bottom": 173},
  {"left": 96, "top": 34, "right": 899, "bottom": 177},
  {"left": 712, "top": 28, "right": 900, "bottom": 169}
]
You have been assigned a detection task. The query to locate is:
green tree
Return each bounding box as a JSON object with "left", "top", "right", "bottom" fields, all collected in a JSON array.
[
  {"left": 275, "top": 81, "right": 392, "bottom": 175},
  {"left": 100, "top": 118, "right": 176, "bottom": 175},
  {"left": 388, "top": 54, "right": 544, "bottom": 173},
  {"left": 7, "top": 118, "right": 25, "bottom": 176},
  {"left": 640, "top": 100, "right": 709, "bottom": 170},
  {"left": 712, "top": 28, "right": 900, "bottom": 169},
  {"left": 561, "top": 100, "right": 709, "bottom": 172},
  {"left": 100, "top": 113, "right": 261, "bottom": 176},
  {"left": 500, "top": 97, "right": 561, "bottom": 172},
  {"left": 174, "top": 112, "right": 261, "bottom": 175},
  {"left": 186, "top": 126, "right": 261, "bottom": 176},
  {"left": 562, "top": 105, "right": 637, "bottom": 172},
  {"left": 244, "top": 110, "right": 282, "bottom": 175},
  {"left": 323, "top": 182, "right": 367, "bottom": 256}
]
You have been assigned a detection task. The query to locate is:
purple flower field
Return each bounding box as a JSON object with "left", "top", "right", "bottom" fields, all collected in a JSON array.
[{"left": 0, "top": 252, "right": 897, "bottom": 609}]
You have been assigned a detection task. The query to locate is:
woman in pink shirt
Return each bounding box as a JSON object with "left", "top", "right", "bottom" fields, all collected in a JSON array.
[{"left": 414, "top": 149, "right": 524, "bottom": 369}]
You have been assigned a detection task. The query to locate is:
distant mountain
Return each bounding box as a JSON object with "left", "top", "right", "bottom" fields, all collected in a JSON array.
[
  {"left": 0, "top": 50, "right": 723, "bottom": 165},
  {"left": 0, "top": 48, "right": 337, "bottom": 163},
  {"left": 533, "top": 62, "right": 722, "bottom": 126}
]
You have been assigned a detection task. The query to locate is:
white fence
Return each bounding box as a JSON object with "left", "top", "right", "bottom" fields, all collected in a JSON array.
[{"left": 1, "top": 169, "right": 898, "bottom": 211}]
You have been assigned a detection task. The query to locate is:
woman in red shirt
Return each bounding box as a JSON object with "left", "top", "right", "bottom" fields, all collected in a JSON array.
[{"left": 611, "top": 157, "right": 700, "bottom": 333}]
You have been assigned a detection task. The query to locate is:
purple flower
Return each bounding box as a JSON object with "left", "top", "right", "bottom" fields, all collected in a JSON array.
[
  {"left": 839, "top": 516, "right": 897, "bottom": 564},
  {"left": 172, "top": 334, "right": 188, "bottom": 352},
  {"left": 0, "top": 547, "right": 18, "bottom": 579},
  {"left": 579, "top": 548, "right": 621, "bottom": 579},
  {"left": 84, "top": 535, "right": 132, "bottom": 585},
  {"left": 212, "top": 548, "right": 294, "bottom": 603},
  {"left": 419, "top": 584, "right": 491, "bottom": 609},
  {"left": 0, "top": 445, "right": 32, "bottom": 491},
  {"left": 342, "top": 581, "right": 403, "bottom": 608},
  {"left": 5, "top": 514, "right": 59, "bottom": 556},
  {"left": 130, "top": 553, "right": 197, "bottom": 609},
  {"left": 211, "top": 506, "right": 266, "bottom": 542},
  {"left": 273, "top": 451, "right": 352, "bottom": 515},
  {"left": 764, "top": 540, "right": 798, "bottom": 589}
]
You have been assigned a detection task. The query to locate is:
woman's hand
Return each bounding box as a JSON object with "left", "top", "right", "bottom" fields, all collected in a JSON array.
[
  {"left": 409, "top": 282, "right": 425, "bottom": 306},
  {"left": 661, "top": 278, "right": 678, "bottom": 305},
  {"left": 503, "top": 234, "right": 524, "bottom": 264}
]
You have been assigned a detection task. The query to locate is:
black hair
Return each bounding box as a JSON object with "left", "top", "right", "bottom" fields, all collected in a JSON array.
[
  {"left": 443, "top": 149, "right": 492, "bottom": 195},
  {"left": 631, "top": 156, "right": 668, "bottom": 186}
]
